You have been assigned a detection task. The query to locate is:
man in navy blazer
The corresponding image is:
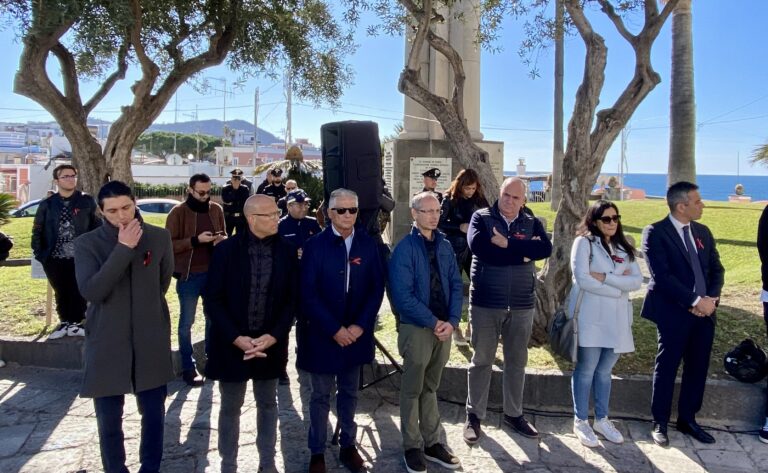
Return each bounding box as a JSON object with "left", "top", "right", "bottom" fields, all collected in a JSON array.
[
  {"left": 641, "top": 181, "right": 725, "bottom": 446},
  {"left": 297, "top": 188, "right": 385, "bottom": 473}
]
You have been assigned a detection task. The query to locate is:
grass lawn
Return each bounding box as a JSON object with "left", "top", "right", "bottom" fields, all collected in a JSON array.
[{"left": 1, "top": 200, "right": 766, "bottom": 378}]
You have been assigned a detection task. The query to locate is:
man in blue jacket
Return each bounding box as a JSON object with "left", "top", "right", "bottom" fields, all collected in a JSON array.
[
  {"left": 297, "top": 188, "right": 385, "bottom": 473},
  {"left": 463, "top": 177, "right": 552, "bottom": 444},
  {"left": 390, "top": 192, "right": 463, "bottom": 473}
]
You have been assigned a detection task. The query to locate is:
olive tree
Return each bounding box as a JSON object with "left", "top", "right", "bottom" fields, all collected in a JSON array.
[{"left": 3, "top": 0, "right": 354, "bottom": 194}]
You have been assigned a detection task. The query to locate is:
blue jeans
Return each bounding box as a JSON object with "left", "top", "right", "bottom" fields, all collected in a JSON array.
[
  {"left": 176, "top": 272, "right": 208, "bottom": 372},
  {"left": 571, "top": 346, "right": 620, "bottom": 420},
  {"left": 94, "top": 385, "right": 167, "bottom": 473},
  {"left": 308, "top": 366, "right": 360, "bottom": 454}
]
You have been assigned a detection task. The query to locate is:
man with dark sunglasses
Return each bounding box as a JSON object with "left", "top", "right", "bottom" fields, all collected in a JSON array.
[
  {"left": 165, "top": 173, "right": 226, "bottom": 386},
  {"left": 222, "top": 168, "right": 250, "bottom": 236},
  {"left": 297, "top": 188, "right": 385, "bottom": 473}
]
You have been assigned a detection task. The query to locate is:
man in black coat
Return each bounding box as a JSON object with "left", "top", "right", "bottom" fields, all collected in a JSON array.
[
  {"left": 757, "top": 203, "right": 768, "bottom": 442},
  {"left": 221, "top": 168, "right": 250, "bottom": 236},
  {"left": 642, "top": 181, "right": 725, "bottom": 446},
  {"left": 204, "top": 194, "right": 299, "bottom": 473}
]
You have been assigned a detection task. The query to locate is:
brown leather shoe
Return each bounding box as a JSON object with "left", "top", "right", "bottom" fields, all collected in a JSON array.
[
  {"left": 308, "top": 454, "right": 325, "bottom": 473},
  {"left": 339, "top": 445, "right": 365, "bottom": 472}
]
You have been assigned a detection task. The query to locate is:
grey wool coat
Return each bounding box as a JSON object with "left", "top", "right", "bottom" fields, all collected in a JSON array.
[{"left": 74, "top": 220, "right": 175, "bottom": 398}]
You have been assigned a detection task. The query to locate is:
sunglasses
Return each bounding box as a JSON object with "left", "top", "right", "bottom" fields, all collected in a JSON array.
[
  {"left": 193, "top": 189, "right": 211, "bottom": 197},
  {"left": 331, "top": 207, "right": 359, "bottom": 215},
  {"left": 598, "top": 215, "right": 621, "bottom": 224}
]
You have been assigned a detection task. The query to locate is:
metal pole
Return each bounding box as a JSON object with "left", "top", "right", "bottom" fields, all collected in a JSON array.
[{"left": 254, "top": 87, "right": 259, "bottom": 164}]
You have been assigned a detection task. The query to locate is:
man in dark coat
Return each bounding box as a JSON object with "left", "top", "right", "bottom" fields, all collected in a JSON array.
[
  {"left": 421, "top": 167, "right": 443, "bottom": 203},
  {"left": 297, "top": 188, "right": 385, "bottom": 473},
  {"left": 642, "top": 181, "right": 724, "bottom": 446},
  {"left": 74, "top": 181, "right": 174, "bottom": 473},
  {"left": 204, "top": 194, "right": 299, "bottom": 473},
  {"left": 221, "top": 168, "right": 250, "bottom": 236},
  {"left": 758, "top": 203, "right": 768, "bottom": 443},
  {"left": 32, "top": 163, "right": 101, "bottom": 339}
]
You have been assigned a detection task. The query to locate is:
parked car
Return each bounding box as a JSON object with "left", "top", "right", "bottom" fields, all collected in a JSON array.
[
  {"left": 136, "top": 198, "right": 180, "bottom": 215},
  {"left": 11, "top": 199, "right": 42, "bottom": 218}
]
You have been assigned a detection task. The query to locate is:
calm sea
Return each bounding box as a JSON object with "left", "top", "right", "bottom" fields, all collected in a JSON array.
[{"left": 506, "top": 172, "right": 768, "bottom": 202}]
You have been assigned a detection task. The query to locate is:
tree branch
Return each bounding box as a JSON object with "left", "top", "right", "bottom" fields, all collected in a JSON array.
[
  {"left": 644, "top": 0, "right": 680, "bottom": 39},
  {"left": 84, "top": 41, "right": 129, "bottom": 115},
  {"left": 128, "top": 0, "right": 160, "bottom": 100},
  {"left": 426, "top": 29, "right": 466, "bottom": 120},
  {"left": 402, "top": 0, "right": 430, "bottom": 71},
  {"left": 596, "top": 0, "right": 636, "bottom": 44},
  {"left": 50, "top": 42, "right": 82, "bottom": 105}
]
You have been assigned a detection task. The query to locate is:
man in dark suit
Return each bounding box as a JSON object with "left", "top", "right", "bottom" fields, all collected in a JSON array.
[
  {"left": 641, "top": 181, "right": 725, "bottom": 446},
  {"left": 297, "top": 188, "right": 385, "bottom": 473}
]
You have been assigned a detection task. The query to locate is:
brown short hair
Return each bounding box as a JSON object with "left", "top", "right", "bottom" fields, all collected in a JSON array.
[{"left": 52, "top": 164, "right": 76, "bottom": 180}]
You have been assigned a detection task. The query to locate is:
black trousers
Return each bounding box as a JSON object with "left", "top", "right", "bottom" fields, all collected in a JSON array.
[
  {"left": 763, "top": 302, "right": 768, "bottom": 416},
  {"left": 225, "top": 215, "right": 246, "bottom": 236},
  {"left": 651, "top": 312, "right": 715, "bottom": 424},
  {"left": 42, "top": 257, "right": 87, "bottom": 324}
]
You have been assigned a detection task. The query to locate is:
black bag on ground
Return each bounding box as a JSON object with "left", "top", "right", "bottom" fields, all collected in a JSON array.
[{"left": 724, "top": 338, "right": 768, "bottom": 383}]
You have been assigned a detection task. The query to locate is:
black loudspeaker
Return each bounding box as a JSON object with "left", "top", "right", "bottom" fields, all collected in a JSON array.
[{"left": 320, "top": 121, "right": 383, "bottom": 210}]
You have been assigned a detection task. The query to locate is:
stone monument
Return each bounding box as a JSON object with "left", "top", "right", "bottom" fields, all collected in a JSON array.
[{"left": 384, "top": 0, "right": 504, "bottom": 245}]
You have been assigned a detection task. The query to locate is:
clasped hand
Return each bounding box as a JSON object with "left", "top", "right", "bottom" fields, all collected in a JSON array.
[
  {"left": 690, "top": 296, "right": 718, "bottom": 317},
  {"left": 433, "top": 320, "right": 454, "bottom": 342},
  {"left": 334, "top": 324, "right": 364, "bottom": 347},
  {"left": 233, "top": 334, "right": 276, "bottom": 360}
]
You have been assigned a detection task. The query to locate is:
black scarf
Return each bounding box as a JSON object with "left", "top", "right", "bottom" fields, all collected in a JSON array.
[{"left": 185, "top": 194, "right": 210, "bottom": 213}]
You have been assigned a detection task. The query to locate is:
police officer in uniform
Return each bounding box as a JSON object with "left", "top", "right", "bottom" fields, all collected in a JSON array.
[
  {"left": 278, "top": 190, "right": 321, "bottom": 257},
  {"left": 262, "top": 169, "right": 287, "bottom": 203},
  {"left": 221, "top": 168, "right": 250, "bottom": 236},
  {"left": 422, "top": 168, "right": 444, "bottom": 203}
]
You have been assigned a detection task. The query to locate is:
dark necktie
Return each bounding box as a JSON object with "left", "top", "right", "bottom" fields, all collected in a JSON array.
[{"left": 683, "top": 225, "right": 707, "bottom": 297}]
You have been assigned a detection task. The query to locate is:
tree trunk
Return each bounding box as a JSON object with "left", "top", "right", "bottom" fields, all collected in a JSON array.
[
  {"left": 551, "top": 0, "right": 565, "bottom": 211},
  {"left": 668, "top": 0, "right": 696, "bottom": 185},
  {"left": 531, "top": 0, "right": 677, "bottom": 343}
]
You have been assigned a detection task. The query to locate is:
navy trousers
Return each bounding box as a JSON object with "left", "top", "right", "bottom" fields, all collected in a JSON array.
[
  {"left": 651, "top": 313, "right": 715, "bottom": 424},
  {"left": 93, "top": 385, "right": 167, "bottom": 473}
]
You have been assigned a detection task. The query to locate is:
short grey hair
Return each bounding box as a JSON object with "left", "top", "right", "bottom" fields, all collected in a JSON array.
[
  {"left": 328, "top": 188, "right": 358, "bottom": 208},
  {"left": 411, "top": 191, "right": 439, "bottom": 210}
]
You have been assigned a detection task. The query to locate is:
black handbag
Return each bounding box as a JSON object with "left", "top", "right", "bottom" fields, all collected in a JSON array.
[
  {"left": 548, "top": 289, "right": 584, "bottom": 363},
  {"left": 548, "top": 239, "right": 592, "bottom": 363}
]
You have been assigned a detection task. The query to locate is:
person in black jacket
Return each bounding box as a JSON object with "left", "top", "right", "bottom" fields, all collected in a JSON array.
[
  {"left": 462, "top": 177, "right": 552, "bottom": 444},
  {"left": 439, "top": 169, "right": 489, "bottom": 346},
  {"left": 755, "top": 204, "right": 768, "bottom": 443},
  {"left": 32, "top": 163, "right": 101, "bottom": 340},
  {"left": 204, "top": 194, "right": 299, "bottom": 473},
  {"left": 221, "top": 168, "right": 250, "bottom": 236}
]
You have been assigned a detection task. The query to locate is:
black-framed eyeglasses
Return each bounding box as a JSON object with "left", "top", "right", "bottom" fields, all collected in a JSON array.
[
  {"left": 331, "top": 207, "right": 359, "bottom": 215},
  {"left": 598, "top": 215, "right": 621, "bottom": 224},
  {"left": 231, "top": 176, "right": 242, "bottom": 180}
]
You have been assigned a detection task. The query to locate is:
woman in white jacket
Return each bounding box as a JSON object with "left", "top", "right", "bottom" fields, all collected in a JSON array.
[{"left": 569, "top": 200, "right": 642, "bottom": 447}]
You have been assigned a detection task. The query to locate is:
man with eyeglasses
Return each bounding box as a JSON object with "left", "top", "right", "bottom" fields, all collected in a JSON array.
[
  {"left": 389, "top": 192, "right": 463, "bottom": 473},
  {"left": 222, "top": 168, "right": 250, "bottom": 236},
  {"left": 204, "top": 194, "right": 299, "bottom": 473},
  {"left": 297, "top": 188, "right": 385, "bottom": 473},
  {"left": 463, "top": 177, "right": 552, "bottom": 444},
  {"left": 277, "top": 179, "right": 299, "bottom": 217},
  {"left": 165, "top": 173, "right": 226, "bottom": 386},
  {"left": 32, "top": 162, "right": 101, "bottom": 340}
]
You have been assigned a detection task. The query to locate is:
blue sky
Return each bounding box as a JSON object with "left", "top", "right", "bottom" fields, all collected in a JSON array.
[{"left": 1, "top": 2, "right": 767, "bottom": 175}]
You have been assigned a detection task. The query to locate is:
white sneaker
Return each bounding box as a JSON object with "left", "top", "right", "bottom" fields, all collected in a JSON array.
[
  {"left": 593, "top": 417, "right": 624, "bottom": 444},
  {"left": 574, "top": 418, "right": 599, "bottom": 447},
  {"left": 67, "top": 323, "right": 85, "bottom": 337},
  {"left": 48, "top": 323, "right": 69, "bottom": 340}
]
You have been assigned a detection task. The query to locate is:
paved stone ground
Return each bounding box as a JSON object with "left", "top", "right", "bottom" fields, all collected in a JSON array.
[{"left": 1, "top": 360, "right": 767, "bottom": 473}]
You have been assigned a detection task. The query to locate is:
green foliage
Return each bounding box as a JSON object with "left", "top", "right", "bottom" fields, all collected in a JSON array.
[
  {"left": 750, "top": 143, "right": 768, "bottom": 166},
  {"left": 0, "top": 193, "right": 18, "bottom": 226},
  {"left": 3, "top": 0, "right": 355, "bottom": 103},
  {"left": 135, "top": 132, "right": 222, "bottom": 158}
]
